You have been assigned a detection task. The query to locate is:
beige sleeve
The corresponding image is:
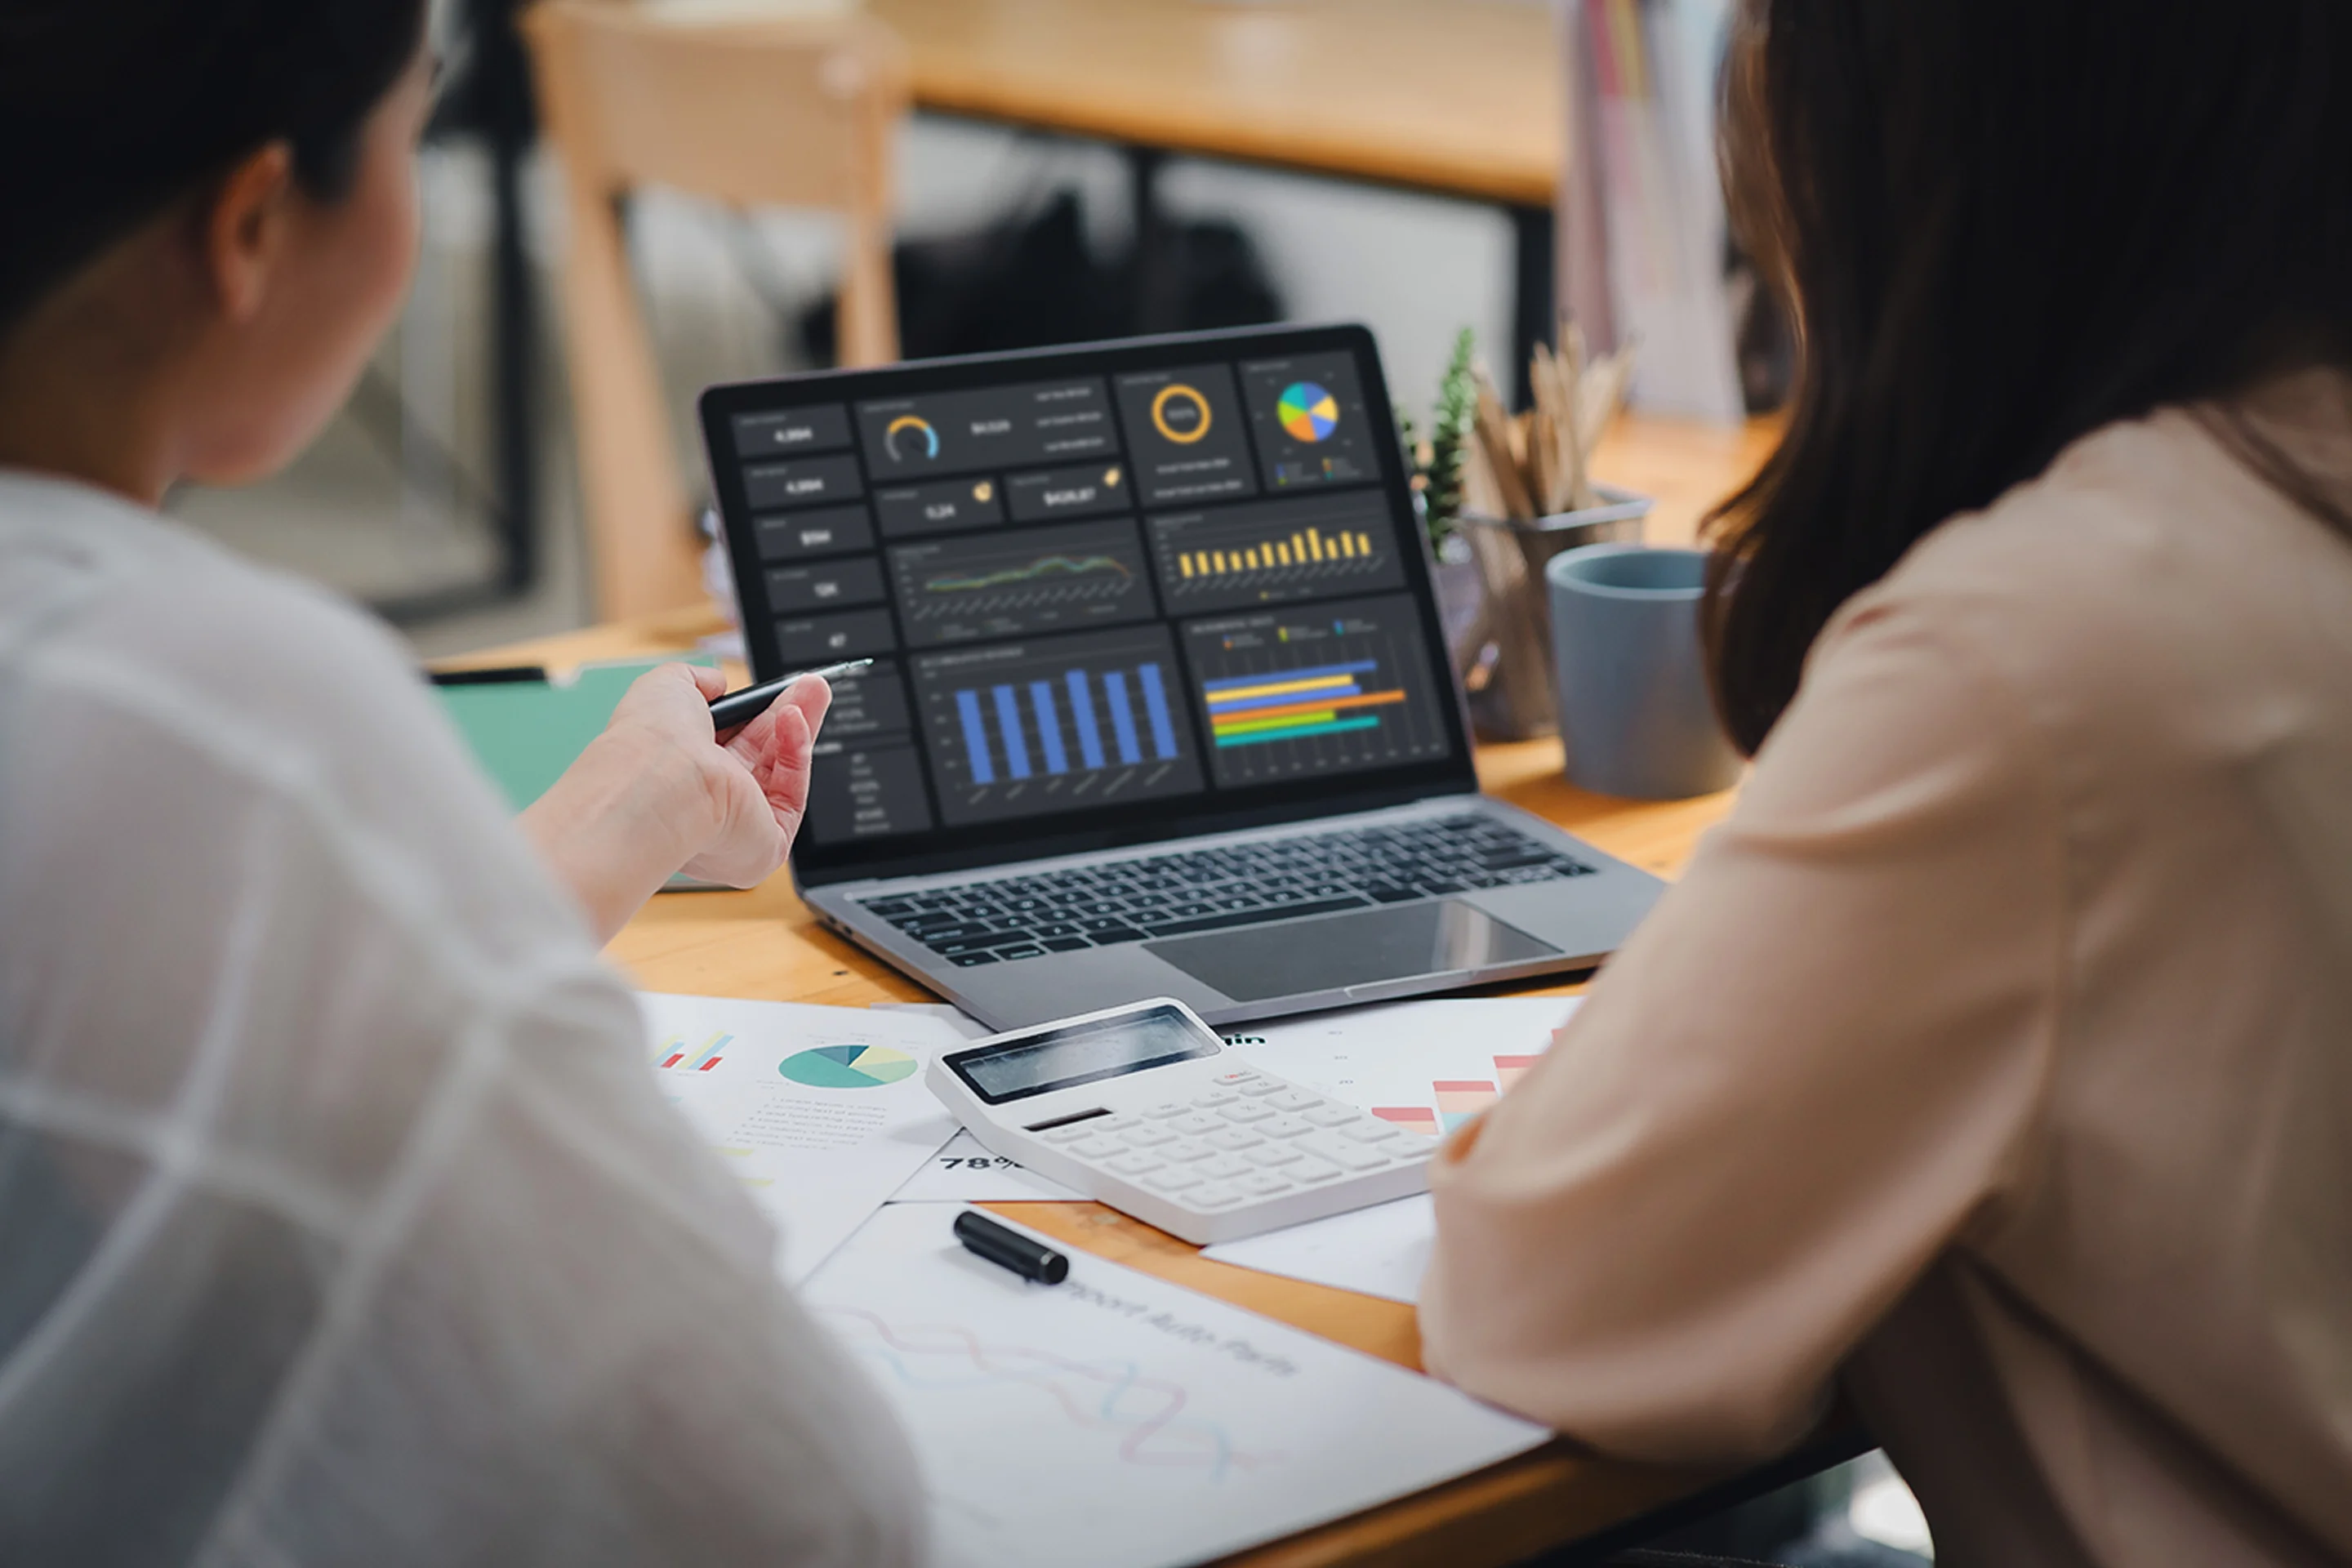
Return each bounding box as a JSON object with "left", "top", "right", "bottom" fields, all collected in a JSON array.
[{"left": 1421, "top": 592, "right": 2064, "bottom": 1465}]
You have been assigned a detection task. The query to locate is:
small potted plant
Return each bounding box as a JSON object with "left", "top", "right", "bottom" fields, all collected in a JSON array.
[
  {"left": 1398, "top": 327, "right": 1483, "bottom": 651},
  {"left": 1448, "top": 325, "right": 1649, "bottom": 742}
]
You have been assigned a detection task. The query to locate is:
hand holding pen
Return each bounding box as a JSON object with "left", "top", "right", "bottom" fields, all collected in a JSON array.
[{"left": 707, "top": 657, "right": 873, "bottom": 731}]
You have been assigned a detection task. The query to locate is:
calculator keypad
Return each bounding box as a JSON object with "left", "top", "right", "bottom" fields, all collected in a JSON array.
[{"left": 1039, "top": 1068, "right": 1437, "bottom": 1232}]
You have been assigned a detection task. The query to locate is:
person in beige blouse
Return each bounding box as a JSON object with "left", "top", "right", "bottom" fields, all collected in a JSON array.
[{"left": 1421, "top": 3, "right": 2352, "bottom": 1566}]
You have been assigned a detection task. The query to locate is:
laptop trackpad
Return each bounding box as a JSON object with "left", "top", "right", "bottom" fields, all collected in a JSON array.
[{"left": 1147, "top": 900, "right": 1561, "bottom": 1004}]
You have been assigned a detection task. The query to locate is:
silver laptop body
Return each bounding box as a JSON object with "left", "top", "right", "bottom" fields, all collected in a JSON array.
[{"left": 702, "top": 324, "right": 1664, "bottom": 1030}]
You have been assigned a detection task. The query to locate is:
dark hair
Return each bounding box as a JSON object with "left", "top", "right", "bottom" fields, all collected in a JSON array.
[
  {"left": 1705, "top": 0, "right": 2352, "bottom": 755},
  {"left": 0, "top": 0, "right": 427, "bottom": 341}
]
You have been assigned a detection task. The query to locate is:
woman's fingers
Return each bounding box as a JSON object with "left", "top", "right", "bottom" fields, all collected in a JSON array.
[
  {"left": 761, "top": 703, "right": 817, "bottom": 831},
  {"left": 724, "top": 675, "right": 830, "bottom": 768}
]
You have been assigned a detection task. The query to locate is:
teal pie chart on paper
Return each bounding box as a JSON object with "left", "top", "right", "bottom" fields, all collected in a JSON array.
[{"left": 780, "top": 1043, "right": 920, "bottom": 1089}]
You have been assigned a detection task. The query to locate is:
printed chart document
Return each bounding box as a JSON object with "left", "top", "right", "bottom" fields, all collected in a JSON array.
[
  {"left": 1200, "top": 998, "right": 1581, "bottom": 1300},
  {"left": 891, "top": 1129, "right": 1085, "bottom": 1202},
  {"left": 640, "top": 991, "right": 964, "bottom": 1280},
  {"left": 808, "top": 1205, "right": 1549, "bottom": 1568},
  {"left": 1218, "top": 996, "right": 1581, "bottom": 1138}
]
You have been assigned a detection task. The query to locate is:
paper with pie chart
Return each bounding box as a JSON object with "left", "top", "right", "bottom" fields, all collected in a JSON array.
[{"left": 640, "top": 991, "right": 964, "bottom": 1280}]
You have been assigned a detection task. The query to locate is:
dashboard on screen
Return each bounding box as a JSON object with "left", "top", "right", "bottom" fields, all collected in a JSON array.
[{"left": 701, "top": 327, "right": 1475, "bottom": 885}]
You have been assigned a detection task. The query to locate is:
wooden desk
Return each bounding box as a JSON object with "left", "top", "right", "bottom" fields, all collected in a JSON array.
[
  {"left": 453, "top": 416, "right": 1823, "bottom": 1564},
  {"left": 871, "top": 0, "right": 1560, "bottom": 207},
  {"left": 867, "top": 0, "right": 1567, "bottom": 399}
]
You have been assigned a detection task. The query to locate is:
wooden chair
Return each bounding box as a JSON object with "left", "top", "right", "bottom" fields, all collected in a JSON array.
[{"left": 521, "top": 0, "right": 909, "bottom": 620}]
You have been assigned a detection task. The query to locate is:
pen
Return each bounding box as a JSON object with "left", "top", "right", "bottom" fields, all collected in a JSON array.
[
  {"left": 427, "top": 664, "right": 548, "bottom": 687},
  {"left": 954, "top": 1210, "right": 1070, "bottom": 1285},
  {"left": 707, "top": 657, "right": 874, "bottom": 730}
]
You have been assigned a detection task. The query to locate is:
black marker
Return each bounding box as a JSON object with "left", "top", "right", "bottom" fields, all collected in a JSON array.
[
  {"left": 707, "top": 658, "right": 873, "bottom": 730},
  {"left": 955, "top": 1210, "right": 1070, "bottom": 1285}
]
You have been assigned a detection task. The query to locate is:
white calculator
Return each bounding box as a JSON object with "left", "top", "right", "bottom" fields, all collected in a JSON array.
[{"left": 927, "top": 998, "right": 1438, "bottom": 1245}]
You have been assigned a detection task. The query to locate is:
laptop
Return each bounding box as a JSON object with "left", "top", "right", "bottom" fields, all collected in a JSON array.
[{"left": 701, "top": 323, "right": 1664, "bottom": 1029}]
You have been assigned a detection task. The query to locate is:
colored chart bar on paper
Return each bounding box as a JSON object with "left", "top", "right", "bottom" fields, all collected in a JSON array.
[
  {"left": 1434, "top": 1080, "right": 1499, "bottom": 1133},
  {"left": 1494, "top": 1056, "right": 1540, "bottom": 1091},
  {"left": 659, "top": 1031, "right": 734, "bottom": 1072},
  {"left": 1373, "top": 1106, "right": 1441, "bottom": 1138}
]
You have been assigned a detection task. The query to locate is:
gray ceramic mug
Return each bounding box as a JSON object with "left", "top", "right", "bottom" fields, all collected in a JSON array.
[{"left": 1544, "top": 544, "right": 1743, "bottom": 800}]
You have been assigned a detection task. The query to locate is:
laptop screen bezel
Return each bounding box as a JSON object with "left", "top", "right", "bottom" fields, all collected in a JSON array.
[{"left": 697, "top": 322, "right": 1480, "bottom": 889}]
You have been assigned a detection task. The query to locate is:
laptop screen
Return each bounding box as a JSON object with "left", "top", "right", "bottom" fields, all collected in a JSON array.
[{"left": 701, "top": 324, "right": 1477, "bottom": 886}]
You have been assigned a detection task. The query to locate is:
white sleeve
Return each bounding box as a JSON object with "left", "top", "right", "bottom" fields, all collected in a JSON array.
[{"left": 0, "top": 537, "right": 924, "bottom": 1566}]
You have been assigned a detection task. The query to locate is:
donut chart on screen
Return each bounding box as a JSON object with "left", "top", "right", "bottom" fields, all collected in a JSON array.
[{"left": 1276, "top": 382, "right": 1341, "bottom": 443}]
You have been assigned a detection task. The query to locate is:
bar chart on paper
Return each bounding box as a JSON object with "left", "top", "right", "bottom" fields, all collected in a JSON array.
[
  {"left": 1222, "top": 998, "right": 1580, "bottom": 1137},
  {"left": 912, "top": 626, "right": 1206, "bottom": 826},
  {"left": 655, "top": 1031, "right": 735, "bottom": 1073},
  {"left": 1370, "top": 1057, "right": 1544, "bottom": 1134},
  {"left": 1181, "top": 595, "right": 1452, "bottom": 786}
]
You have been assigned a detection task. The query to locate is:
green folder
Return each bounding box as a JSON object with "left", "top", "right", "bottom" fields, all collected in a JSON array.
[{"left": 434, "top": 657, "right": 716, "bottom": 810}]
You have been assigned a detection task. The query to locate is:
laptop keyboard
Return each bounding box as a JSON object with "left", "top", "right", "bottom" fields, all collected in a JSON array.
[{"left": 855, "top": 816, "right": 1594, "bottom": 968}]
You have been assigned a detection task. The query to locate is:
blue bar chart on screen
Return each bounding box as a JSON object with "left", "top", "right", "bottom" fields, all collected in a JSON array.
[{"left": 913, "top": 626, "right": 1206, "bottom": 826}]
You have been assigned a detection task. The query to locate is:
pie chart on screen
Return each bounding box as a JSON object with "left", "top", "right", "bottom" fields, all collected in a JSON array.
[
  {"left": 779, "top": 1044, "right": 919, "bottom": 1089},
  {"left": 1277, "top": 382, "right": 1341, "bottom": 443}
]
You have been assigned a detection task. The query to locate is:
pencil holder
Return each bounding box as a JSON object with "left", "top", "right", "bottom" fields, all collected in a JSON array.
[{"left": 1450, "top": 486, "right": 1651, "bottom": 742}]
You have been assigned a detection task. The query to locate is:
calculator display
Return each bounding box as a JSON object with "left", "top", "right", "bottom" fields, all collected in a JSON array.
[{"left": 948, "top": 1006, "right": 1219, "bottom": 1105}]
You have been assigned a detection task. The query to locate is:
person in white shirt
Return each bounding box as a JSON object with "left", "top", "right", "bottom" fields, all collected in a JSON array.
[{"left": 0, "top": 4, "right": 920, "bottom": 1562}]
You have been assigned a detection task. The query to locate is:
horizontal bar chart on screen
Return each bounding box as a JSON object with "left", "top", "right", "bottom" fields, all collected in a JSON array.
[
  {"left": 1203, "top": 658, "right": 1411, "bottom": 750},
  {"left": 1180, "top": 595, "right": 1453, "bottom": 786}
]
